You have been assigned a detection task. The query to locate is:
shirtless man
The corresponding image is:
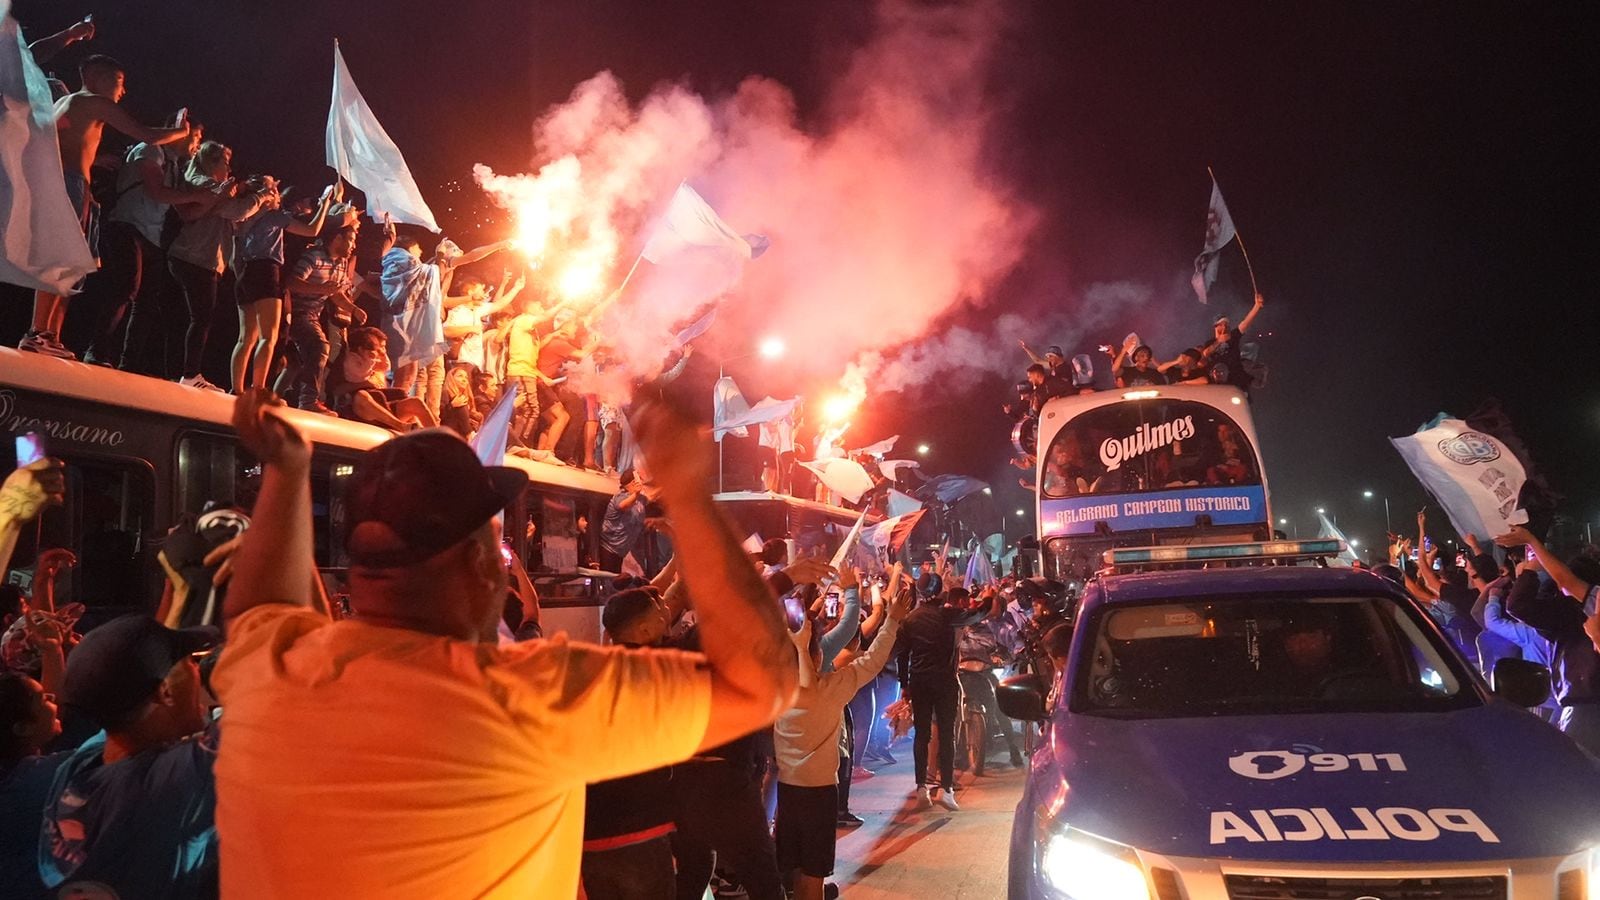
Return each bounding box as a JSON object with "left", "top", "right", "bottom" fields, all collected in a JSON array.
[{"left": 21, "top": 54, "right": 190, "bottom": 360}]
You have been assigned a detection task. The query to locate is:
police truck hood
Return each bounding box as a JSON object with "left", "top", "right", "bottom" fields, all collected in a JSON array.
[{"left": 1047, "top": 703, "right": 1600, "bottom": 861}]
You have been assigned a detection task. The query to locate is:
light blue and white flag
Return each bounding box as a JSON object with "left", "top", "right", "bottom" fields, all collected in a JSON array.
[
  {"left": 326, "top": 41, "right": 440, "bottom": 231},
  {"left": 642, "top": 182, "right": 757, "bottom": 264},
  {"left": 471, "top": 379, "right": 519, "bottom": 467}
]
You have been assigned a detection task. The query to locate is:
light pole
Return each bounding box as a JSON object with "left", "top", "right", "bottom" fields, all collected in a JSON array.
[
  {"left": 717, "top": 338, "right": 786, "bottom": 493},
  {"left": 1362, "top": 490, "right": 1391, "bottom": 538}
]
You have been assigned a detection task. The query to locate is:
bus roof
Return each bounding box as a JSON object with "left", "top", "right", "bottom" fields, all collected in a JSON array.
[
  {"left": 1039, "top": 382, "right": 1250, "bottom": 420},
  {"left": 0, "top": 348, "right": 617, "bottom": 495}
]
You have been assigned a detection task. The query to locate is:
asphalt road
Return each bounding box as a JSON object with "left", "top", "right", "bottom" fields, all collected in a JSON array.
[{"left": 832, "top": 754, "right": 1026, "bottom": 898}]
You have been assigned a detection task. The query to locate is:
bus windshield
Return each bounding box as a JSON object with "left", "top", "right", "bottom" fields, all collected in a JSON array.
[{"left": 1038, "top": 397, "right": 1266, "bottom": 539}]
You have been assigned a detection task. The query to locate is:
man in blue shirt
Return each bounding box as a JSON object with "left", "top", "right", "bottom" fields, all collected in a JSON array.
[{"left": 37, "top": 615, "right": 220, "bottom": 899}]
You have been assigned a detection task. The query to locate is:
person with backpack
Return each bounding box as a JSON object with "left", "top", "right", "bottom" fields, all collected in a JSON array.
[
  {"left": 166, "top": 141, "right": 269, "bottom": 392},
  {"left": 89, "top": 122, "right": 213, "bottom": 371}
]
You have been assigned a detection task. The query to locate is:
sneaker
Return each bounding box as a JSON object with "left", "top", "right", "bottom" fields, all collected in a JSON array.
[
  {"left": 851, "top": 766, "right": 875, "bottom": 782},
  {"left": 18, "top": 331, "right": 74, "bottom": 359},
  {"left": 936, "top": 788, "right": 960, "bottom": 811},
  {"left": 916, "top": 785, "right": 933, "bottom": 809},
  {"left": 300, "top": 399, "right": 335, "bottom": 416},
  {"left": 710, "top": 874, "right": 748, "bottom": 899},
  {"left": 836, "top": 811, "right": 864, "bottom": 827},
  {"left": 178, "top": 374, "right": 226, "bottom": 392}
]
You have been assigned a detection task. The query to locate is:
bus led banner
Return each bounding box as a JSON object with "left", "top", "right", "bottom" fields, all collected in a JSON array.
[{"left": 1040, "top": 485, "right": 1267, "bottom": 537}]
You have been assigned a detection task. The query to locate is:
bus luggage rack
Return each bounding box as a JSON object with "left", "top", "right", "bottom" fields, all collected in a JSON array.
[
  {"left": 1223, "top": 873, "right": 1507, "bottom": 900},
  {"left": 1100, "top": 539, "right": 1347, "bottom": 572}
]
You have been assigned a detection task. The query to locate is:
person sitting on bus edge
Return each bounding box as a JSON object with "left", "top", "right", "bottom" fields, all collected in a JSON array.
[
  {"left": 1199, "top": 292, "right": 1266, "bottom": 393},
  {"left": 208, "top": 391, "right": 799, "bottom": 899},
  {"left": 599, "top": 469, "right": 650, "bottom": 574},
  {"left": 440, "top": 364, "right": 483, "bottom": 438},
  {"left": 326, "top": 327, "right": 437, "bottom": 432},
  {"left": 1018, "top": 341, "right": 1070, "bottom": 382},
  {"left": 1158, "top": 347, "right": 1211, "bottom": 386},
  {"left": 1114, "top": 344, "right": 1167, "bottom": 388}
]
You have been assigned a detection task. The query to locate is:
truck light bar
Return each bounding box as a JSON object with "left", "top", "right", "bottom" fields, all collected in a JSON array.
[{"left": 1103, "top": 539, "right": 1347, "bottom": 568}]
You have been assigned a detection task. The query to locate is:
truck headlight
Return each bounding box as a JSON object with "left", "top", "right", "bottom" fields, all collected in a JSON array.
[{"left": 1038, "top": 827, "right": 1149, "bottom": 900}]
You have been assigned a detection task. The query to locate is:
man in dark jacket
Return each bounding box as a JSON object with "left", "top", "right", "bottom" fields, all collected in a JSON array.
[{"left": 894, "top": 586, "right": 1002, "bottom": 810}]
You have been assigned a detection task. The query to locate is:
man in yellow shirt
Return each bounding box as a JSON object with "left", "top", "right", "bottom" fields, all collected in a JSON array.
[{"left": 210, "top": 391, "right": 798, "bottom": 898}]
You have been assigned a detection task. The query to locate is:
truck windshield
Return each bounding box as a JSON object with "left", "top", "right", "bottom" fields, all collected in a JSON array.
[{"left": 1072, "top": 595, "right": 1478, "bottom": 718}]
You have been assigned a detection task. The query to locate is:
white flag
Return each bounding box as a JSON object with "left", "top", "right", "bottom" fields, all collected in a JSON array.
[
  {"left": 878, "top": 459, "right": 921, "bottom": 481},
  {"left": 1390, "top": 416, "right": 1528, "bottom": 541},
  {"left": 798, "top": 458, "right": 875, "bottom": 504},
  {"left": 719, "top": 395, "right": 802, "bottom": 439},
  {"left": 0, "top": 10, "right": 96, "bottom": 293},
  {"left": 1191, "top": 175, "right": 1237, "bottom": 304},
  {"left": 852, "top": 435, "right": 899, "bottom": 459},
  {"left": 1313, "top": 511, "right": 1360, "bottom": 568},
  {"left": 829, "top": 510, "right": 868, "bottom": 572},
  {"left": 326, "top": 42, "right": 439, "bottom": 231},
  {"left": 641, "top": 182, "right": 754, "bottom": 264},
  {"left": 712, "top": 375, "right": 752, "bottom": 442}
]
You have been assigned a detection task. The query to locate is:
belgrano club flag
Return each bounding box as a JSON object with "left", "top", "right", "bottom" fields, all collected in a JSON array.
[
  {"left": 1391, "top": 415, "right": 1529, "bottom": 541},
  {"left": 0, "top": 4, "right": 96, "bottom": 293},
  {"left": 1190, "top": 176, "right": 1237, "bottom": 304},
  {"left": 326, "top": 41, "right": 440, "bottom": 232}
]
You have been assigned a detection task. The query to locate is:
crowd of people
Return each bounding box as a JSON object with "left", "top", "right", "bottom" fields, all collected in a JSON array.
[
  {"left": 0, "top": 392, "right": 1079, "bottom": 900},
  {"left": 1356, "top": 509, "right": 1600, "bottom": 754},
  {"left": 12, "top": 34, "right": 683, "bottom": 472}
]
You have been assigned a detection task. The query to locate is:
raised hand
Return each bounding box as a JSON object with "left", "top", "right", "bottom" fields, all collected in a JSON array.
[
  {"left": 888, "top": 587, "right": 912, "bottom": 622},
  {"left": 784, "top": 557, "right": 838, "bottom": 587},
  {"left": 631, "top": 398, "right": 713, "bottom": 500},
  {"left": 232, "top": 390, "right": 311, "bottom": 473},
  {"left": 1, "top": 459, "right": 66, "bottom": 522},
  {"left": 1494, "top": 525, "right": 1535, "bottom": 548}
]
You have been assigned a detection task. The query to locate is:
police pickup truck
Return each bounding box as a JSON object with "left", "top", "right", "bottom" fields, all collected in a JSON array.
[{"left": 998, "top": 539, "right": 1600, "bottom": 900}]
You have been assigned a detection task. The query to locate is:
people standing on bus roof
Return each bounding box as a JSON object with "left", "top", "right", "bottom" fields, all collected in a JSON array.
[
  {"left": 1199, "top": 292, "right": 1266, "bottom": 392},
  {"left": 20, "top": 55, "right": 192, "bottom": 362},
  {"left": 284, "top": 212, "right": 362, "bottom": 414},
  {"left": 1114, "top": 345, "right": 1168, "bottom": 388},
  {"left": 1018, "top": 341, "right": 1071, "bottom": 382},
  {"left": 229, "top": 180, "right": 342, "bottom": 394},
  {"left": 92, "top": 123, "right": 213, "bottom": 371},
  {"left": 167, "top": 141, "right": 269, "bottom": 392}
]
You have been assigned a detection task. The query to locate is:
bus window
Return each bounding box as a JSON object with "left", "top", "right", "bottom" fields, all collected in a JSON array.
[
  {"left": 8, "top": 457, "right": 156, "bottom": 619},
  {"left": 177, "top": 434, "right": 357, "bottom": 568}
]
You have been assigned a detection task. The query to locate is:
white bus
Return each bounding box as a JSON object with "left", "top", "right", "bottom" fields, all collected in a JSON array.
[
  {"left": 1032, "top": 384, "right": 1275, "bottom": 581},
  {"left": 0, "top": 349, "right": 619, "bottom": 638}
]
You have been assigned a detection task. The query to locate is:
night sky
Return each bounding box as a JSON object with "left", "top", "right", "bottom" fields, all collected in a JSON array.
[{"left": 12, "top": 1, "right": 1598, "bottom": 547}]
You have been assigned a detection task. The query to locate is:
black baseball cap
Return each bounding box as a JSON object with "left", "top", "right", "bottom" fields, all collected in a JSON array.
[
  {"left": 345, "top": 428, "right": 528, "bottom": 568},
  {"left": 1045, "top": 345, "right": 1065, "bottom": 358},
  {"left": 62, "top": 615, "right": 218, "bottom": 728}
]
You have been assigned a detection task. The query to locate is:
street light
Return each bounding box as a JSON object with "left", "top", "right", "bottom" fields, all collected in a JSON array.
[
  {"left": 1361, "top": 489, "right": 1392, "bottom": 536},
  {"left": 1016, "top": 509, "right": 1026, "bottom": 517},
  {"left": 916, "top": 443, "right": 931, "bottom": 456}
]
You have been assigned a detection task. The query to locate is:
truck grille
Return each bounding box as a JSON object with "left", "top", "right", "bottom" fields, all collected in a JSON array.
[{"left": 1223, "top": 874, "right": 1507, "bottom": 900}]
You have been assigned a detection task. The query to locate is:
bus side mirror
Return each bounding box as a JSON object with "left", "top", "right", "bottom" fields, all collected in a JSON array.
[
  {"left": 1491, "top": 658, "right": 1551, "bottom": 709},
  {"left": 997, "top": 674, "right": 1049, "bottom": 722}
]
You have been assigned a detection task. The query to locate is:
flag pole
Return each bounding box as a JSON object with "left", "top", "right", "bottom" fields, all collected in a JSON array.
[{"left": 1207, "top": 166, "right": 1261, "bottom": 298}]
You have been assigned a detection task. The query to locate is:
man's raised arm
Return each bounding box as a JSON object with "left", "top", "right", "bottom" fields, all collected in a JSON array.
[
  {"left": 632, "top": 400, "right": 798, "bottom": 751},
  {"left": 223, "top": 391, "right": 317, "bottom": 627}
]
